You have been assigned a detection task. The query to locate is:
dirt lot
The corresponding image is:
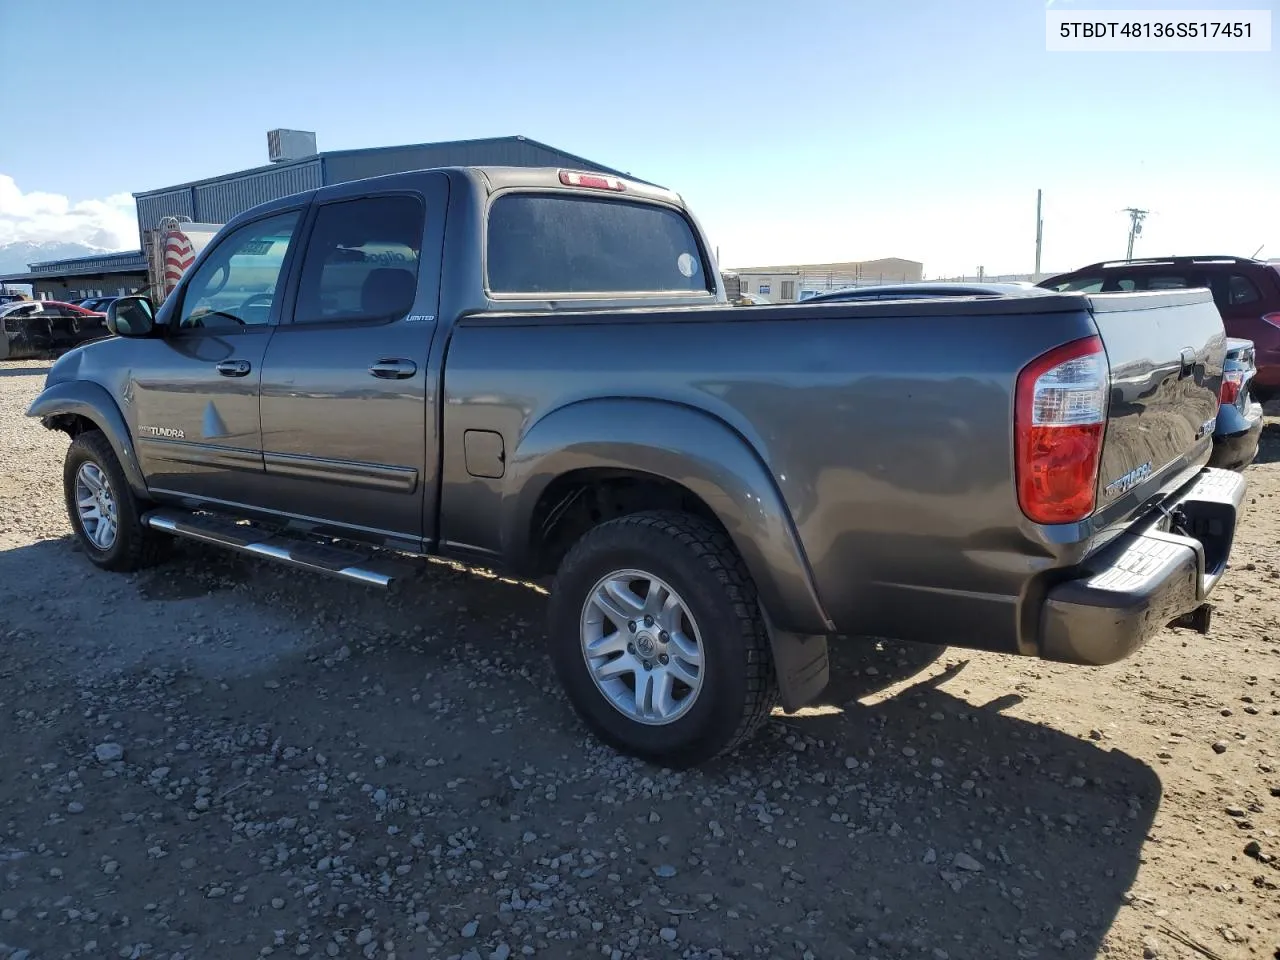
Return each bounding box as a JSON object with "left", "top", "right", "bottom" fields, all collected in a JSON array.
[{"left": 0, "top": 358, "right": 1276, "bottom": 960}]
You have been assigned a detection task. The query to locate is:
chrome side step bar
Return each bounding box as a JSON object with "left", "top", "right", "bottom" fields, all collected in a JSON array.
[{"left": 142, "top": 508, "right": 414, "bottom": 588}]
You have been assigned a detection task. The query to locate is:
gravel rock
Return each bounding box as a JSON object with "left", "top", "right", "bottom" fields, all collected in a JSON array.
[
  {"left": 1212, "top": 741, "right": 1229, "bottom": 754},
  {"left": 94, "top": 742, "right": 124, "bottom": 763},
  {"left": 0, "top": 363, "right": 1270, "bottom": 960}
]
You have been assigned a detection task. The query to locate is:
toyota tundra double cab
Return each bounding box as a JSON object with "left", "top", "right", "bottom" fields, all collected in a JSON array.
[{"left": 28, "top": 166, "right": 1247, "bottom": 766}]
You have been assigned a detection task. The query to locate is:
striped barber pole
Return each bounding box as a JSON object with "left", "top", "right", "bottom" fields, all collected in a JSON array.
[{"left": 162, "top": 230, "right": 196, "bottom": 297}]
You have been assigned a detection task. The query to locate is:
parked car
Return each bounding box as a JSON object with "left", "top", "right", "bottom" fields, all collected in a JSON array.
[
  {"left": 1039, "top": 256, "right": 1280, "bottom": 402},
  {"left": 0, "top": 300, "right": 108, "bottom": 360},
  {"left": 1214, "top": 338, "right": 1265, "bottom": 470},
  {"left": 77, "top": 296, "right": 119, "bottom": 313},
  {"left": 804, "top": 281, "right": 1263, "bottom": 472},
  {"left": 28, "top": 166, "right": 1245, "bottom": 766}
]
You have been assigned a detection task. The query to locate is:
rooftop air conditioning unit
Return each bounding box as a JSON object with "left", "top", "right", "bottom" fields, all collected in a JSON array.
[{"left": 268, "top": 129, "right": 318, "bottom": 164}]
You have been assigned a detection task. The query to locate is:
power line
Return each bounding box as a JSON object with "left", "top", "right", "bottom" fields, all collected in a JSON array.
[{"left": 1122, "top": 207, "right": 1148, "bottom": 259}]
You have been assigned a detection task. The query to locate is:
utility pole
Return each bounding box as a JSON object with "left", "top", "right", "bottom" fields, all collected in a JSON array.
[
  {"left": 1034, "top": 189, "right": 1043, "bottom": 276},
  {"left": 1123, "top": 207, "right": 1148, "bottom": 259}
]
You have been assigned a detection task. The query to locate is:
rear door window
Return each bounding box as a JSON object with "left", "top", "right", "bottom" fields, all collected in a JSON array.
[
  {"left": 487, "top": 194, "right": 711, "bottom": 296},
  {"left": 1207, "top": 273, "right": 1261, "bottom": 309},
  {"left": 293, "top": 195, "right": 425, "bottom": 324}
]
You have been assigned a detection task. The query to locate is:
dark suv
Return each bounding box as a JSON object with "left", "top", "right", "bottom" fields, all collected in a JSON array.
[{"left": 1039, "top": 256, "right": 1280, "bottom": 401}]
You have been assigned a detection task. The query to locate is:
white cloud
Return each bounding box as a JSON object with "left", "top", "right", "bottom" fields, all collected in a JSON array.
[{"left": 0, "top": 175, "right": 137, "bottom": 250}]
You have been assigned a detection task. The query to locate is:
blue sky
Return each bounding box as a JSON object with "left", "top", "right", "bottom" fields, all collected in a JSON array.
[{"left": 1, "top": 0, "right": 1276, "bottom": 275}]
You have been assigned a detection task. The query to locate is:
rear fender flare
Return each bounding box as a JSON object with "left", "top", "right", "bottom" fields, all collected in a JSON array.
[
  {"left": 27, "top": 380, "right": 148, "bottom": 497},
  {"left": 500, "top": 397, "right": 833, "bottom": 637}
]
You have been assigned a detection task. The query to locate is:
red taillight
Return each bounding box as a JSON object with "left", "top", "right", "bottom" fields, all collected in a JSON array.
[
  {"left": 1262, "top": 312, "right": 1280, "bottom": 331},
  {"left": 558, "top": 170, "right": 626, "bottom": 191},
  {"left": 1015, "top": 335, "right": 1108, "bottom": 524},
  {"left": 1220, "top": 370, "right": 1245, "bottom": 405}
]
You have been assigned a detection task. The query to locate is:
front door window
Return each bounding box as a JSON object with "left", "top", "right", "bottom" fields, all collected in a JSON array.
[{"left": 178, "top": 212, "right": 300, "bottom": 330}]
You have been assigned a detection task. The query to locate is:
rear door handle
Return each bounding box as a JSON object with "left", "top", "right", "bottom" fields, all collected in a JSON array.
[
  {"left": 215, "top": 359, "right": 252, "bottom": 377},
  {"left": 369, "top": 359, "right": 418, "bottom": 380},
  {"left": 1179, "top": 348, "right": 1196, "bottom": 379}
]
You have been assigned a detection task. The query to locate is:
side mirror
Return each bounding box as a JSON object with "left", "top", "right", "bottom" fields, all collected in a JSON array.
[{"left": 106, "top": 296, "right": 156, "bottom": 337}]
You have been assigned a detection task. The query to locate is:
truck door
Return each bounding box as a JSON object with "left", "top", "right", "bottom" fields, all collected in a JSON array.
[
  {"left": 127, "top": 208, "right": 304, "bottom": 505},
  {"left": 255, "top": 175, "right": 447, "bottom": 548}
]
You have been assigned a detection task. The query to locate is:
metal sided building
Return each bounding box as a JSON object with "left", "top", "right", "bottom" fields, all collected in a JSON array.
[
  {"left": 0, "top": 250, "right": 150, "bottom": 301},
  {"left": 132, "top": 133, "right": 654, "bottom": 238}
]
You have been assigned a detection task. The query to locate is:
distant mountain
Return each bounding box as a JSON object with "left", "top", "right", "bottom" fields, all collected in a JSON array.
[{"left": 0, "top": 240, "right": 110, "bottom": 276}]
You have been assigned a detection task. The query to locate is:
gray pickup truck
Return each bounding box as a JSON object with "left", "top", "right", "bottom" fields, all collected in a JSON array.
[{"left": 28, "top": 166, "right": 1247, "bottom": 766}]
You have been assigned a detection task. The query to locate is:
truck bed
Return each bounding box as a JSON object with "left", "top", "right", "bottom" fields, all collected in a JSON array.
[{"left": 439, "top": 289, "right": 1224, "bottom": 656}]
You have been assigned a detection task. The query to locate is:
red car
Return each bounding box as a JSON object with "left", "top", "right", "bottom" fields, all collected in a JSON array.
[
  {"left": 1039, "top": 256, "right": 1280, "bottom": 402},
  {"left": 0, "top": 299, "right": 108, "bottom": 360}
]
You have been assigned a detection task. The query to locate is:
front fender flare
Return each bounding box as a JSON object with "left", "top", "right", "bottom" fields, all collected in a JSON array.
[
  {"left": 501, "top": 398, "right": 833, "bottom": 637},
  {"left": 27, "top": 380, "right": 148, "bottom": 497}
]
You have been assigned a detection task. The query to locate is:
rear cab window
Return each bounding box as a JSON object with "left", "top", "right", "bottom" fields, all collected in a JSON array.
[{"left": 486, "top": 193, "right": 712, "bottom": 297}]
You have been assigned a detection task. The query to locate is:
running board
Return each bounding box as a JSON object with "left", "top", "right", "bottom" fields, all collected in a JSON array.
[{"left": 142, "top": 508, "right": 414, "bottom": 588}]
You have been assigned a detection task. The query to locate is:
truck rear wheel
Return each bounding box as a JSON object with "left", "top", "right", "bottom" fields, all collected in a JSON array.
[
  {"left": 547, "top": 510, "right": 778, "bottom": 767},
  {"left": 63, "top": 431, "right": 168, "bottom": 572}
]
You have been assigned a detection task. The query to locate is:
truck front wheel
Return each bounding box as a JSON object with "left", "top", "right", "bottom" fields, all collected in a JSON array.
[
  {"left": 547, "top": 511, "right": 779, "bottom": 766},
  {"left": 63, "top": 431, "right": 168, "bottom": 572}
]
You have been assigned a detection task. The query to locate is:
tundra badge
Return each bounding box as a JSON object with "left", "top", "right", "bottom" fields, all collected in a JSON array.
[
  {"left": 1104, "top": 461, "right": 1152, "bottom": 497},
  {"left": 141, "top": 426, "right": 185, "bottom": 440}
]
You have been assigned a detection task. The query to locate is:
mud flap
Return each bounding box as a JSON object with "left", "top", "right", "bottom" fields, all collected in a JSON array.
[{"left": 763, "top": 612, "right": 830, "bottom": 712}]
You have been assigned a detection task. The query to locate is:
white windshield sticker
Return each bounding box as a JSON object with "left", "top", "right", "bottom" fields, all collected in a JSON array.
[{"left": 677, "top": 253, "right": 698, "bottom": 278}]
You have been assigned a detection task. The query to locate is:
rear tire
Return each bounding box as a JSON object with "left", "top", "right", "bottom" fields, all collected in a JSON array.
[
  {"left": 63, "top": 431, "right": 168, "bottom": 572},
  {"left": 547, "top": 510, "right": 778, "bottom": 767}
]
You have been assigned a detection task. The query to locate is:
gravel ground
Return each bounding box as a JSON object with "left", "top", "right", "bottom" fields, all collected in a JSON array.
[{"left": 0, "top": 357, "right": 1276, "bottom": 960}]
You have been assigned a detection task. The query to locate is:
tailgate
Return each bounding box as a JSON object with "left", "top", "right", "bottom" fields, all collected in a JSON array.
[{"left": 1089, "top": 290, "right": 1226, "bottom": 510}]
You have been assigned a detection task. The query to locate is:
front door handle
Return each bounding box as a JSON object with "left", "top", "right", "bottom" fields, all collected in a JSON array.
[
  {"left": 215, "top": 359, "right": 252, "bottom": 377},
  {"left": 369, "top": 358, "right": 418, "bottom": 380}
]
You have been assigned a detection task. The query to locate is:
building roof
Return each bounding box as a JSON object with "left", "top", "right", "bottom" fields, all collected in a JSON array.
[
  {"left": 0, "top": 250, "right": 147, "bottom": 284},
  {"left": 133, "top": 134, "right": 652, "bottom": 198}
]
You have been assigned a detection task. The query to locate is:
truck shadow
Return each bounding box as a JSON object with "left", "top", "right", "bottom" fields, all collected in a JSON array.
[
  {"left": 1253, "top": 420, "right": 1280, "bottom": 465},
  {"left": 0, "top": 537, "right": 1158, "bottom": 959}
]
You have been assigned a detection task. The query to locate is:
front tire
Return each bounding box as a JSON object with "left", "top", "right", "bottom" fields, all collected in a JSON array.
[
  {"left": 547, "top": 511, "right": 779, "bottom": 767},
  {"left": 63, "top": 431, "right": 167, "bottom": 572}
]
